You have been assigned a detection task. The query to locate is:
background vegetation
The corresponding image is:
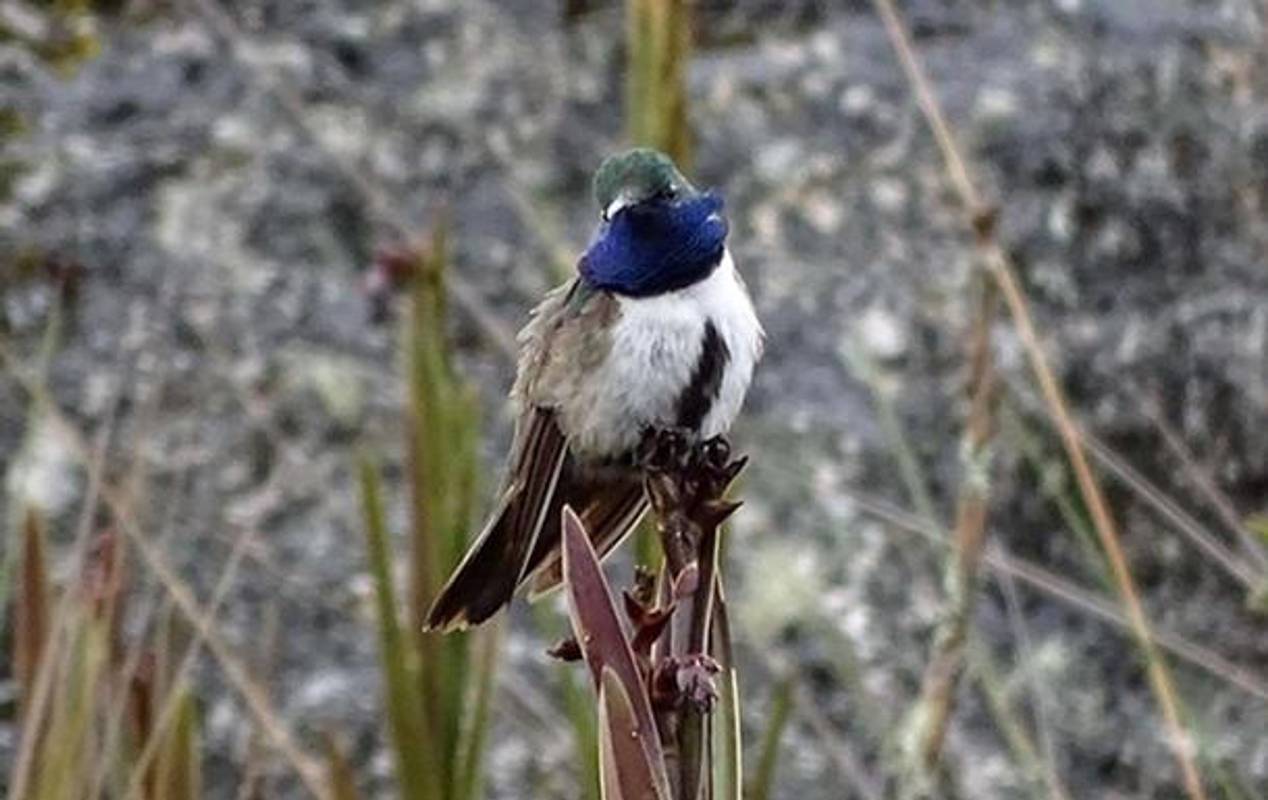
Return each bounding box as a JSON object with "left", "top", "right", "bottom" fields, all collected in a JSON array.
[{"left": 2, "top": 0, "right": 1267, "bottom": 798}]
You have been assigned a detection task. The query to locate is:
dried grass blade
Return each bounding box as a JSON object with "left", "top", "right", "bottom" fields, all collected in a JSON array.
[
  {"left": 868, "top": 1, "right": 1209, "bottom": 795},
  {"left": 2, "top": 320, "right": 328, "bottom": 800},
  {"left": 121, "top": 527, "right": 251, "bottom": 800},
  {"left": 14, "top": 508, "right": 51, "bottom": 727},
  {"left": 322, "top": 733, "right": 362, "bottom": 800}
]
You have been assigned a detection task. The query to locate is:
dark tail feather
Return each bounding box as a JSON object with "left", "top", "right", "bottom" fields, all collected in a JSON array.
[
  {"left": 426, "top": 408, "right": 568, "bottom": 632},
  {"left": 423, "top": 490, "right": 531, "bottom": 632},
  {"left": 526, "top": 481, "right": 647, "bottom": 599}
]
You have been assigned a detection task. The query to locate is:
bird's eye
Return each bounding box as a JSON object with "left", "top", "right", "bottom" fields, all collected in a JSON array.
[{"left": 659, "top": 186, "right": 679, "bottom": 202}]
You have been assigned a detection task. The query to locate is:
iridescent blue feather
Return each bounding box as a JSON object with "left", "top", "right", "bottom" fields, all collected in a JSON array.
[{"left": 579, "top": 192, "right": 728, "bottom": 297}]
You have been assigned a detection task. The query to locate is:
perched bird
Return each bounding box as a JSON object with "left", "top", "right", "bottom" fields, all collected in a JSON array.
[{"left": 425, "top": 148, "right": 763, "bottom": 632}]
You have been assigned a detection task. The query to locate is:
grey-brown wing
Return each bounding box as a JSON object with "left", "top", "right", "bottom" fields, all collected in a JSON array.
[
  {"left": 426, "top": 278, "right": 623, "bottom": 630},
  {"left": 513, "top": 278, "right": 618, "bottom": 412}
]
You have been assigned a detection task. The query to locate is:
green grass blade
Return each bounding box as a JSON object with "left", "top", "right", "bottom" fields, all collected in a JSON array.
[
  {"left": 536, "top": 604, "right": 602, "bottom": 800},
  {"left": 403, "top": 242, "right": 447, "bottom": 789},
  {"left": 358, "top": 454, "right": 437, "bottom": 800},
  {"left": 455, "top": 624, "right": 502, "bottom": 800},
  {"left": 746, "top": 674, "right": 792, "bottom": 800},
  {"left": 387, "top": 221, "right": 496, "bottom": 800},
  {"left": 154, "top": 685, "right": 202, "bottom": 800},
  {"left": 404, "top": 250, "right": 446, "bottom": 621},
  {"left": 625, "top": 0, "right": 691, "bottom": 166},
  {"left": 36, "top": 614, "right": 108, "bottom": 800},
  {"left": 403, "top": 222, "right": 492, "bottom": 797},
  {"left": 712, "top": 586, "right": 743, "bottom": 800},
  {"left": 435, "top": 391, "right": 481, "bottom": 795}
]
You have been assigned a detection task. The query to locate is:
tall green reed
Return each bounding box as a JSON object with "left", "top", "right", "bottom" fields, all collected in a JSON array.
[
  {"left": 626, "top": 0, "right": 692, "bottom": 167},
  {"left": 358, "top": 223, "right": 499, "bottom": 800}
]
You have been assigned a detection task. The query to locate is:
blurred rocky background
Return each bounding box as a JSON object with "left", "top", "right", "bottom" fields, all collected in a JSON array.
[{"left": 2, "top": 0, "right": 1266, "bottom": 798}]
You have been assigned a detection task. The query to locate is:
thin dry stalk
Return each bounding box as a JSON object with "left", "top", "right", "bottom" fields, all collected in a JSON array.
[
  {"left": 843, "top": 483, "right": 1268, "bottom": 703},
  {"left": 903, "top": 275, "right": 1000, "bottom": 791},
  {"left": 1083, "top": 431, "right": 1259, "bottom": 588},
  {"left": 967, "top": 647, "right": 1071, "bottom": 800},
  {"left": 1146, "top": 402, "right": 1268, "bottom": 574},
  {"left": 997, "top": 564, "right": 1068, "bottom": 800},
  {"left": 107, "top": 488, "right": 330, "bottom": 800},
  {"left": 792, "top": 684, "right": 884, "bottom": 800},
  {"left": 122, "top": 526, "right": 254, "bottom": 800},
  {"left": 868, "top": 2, "right": 1208, "bottom": 796},
  {"left": 232, "top": 602, "right": 282, "bottom": 800},
  {"left": 322, "top": 732, "right": 362, "bottom": 800},
  {"left": 990, "top": 546, "right": 1268, "bottom": 703},
  {"left": 0, "top": 341, "right": 331, "bottom": 800},
  {"left": 986, "top": 207, "right": 1209, "bottom": 799},
  {"left": 1007, "top": 383, "right": 1263, "bottom": 590},
  {"left": 85, "top": 480, "right": 195, "bottom": 800}
]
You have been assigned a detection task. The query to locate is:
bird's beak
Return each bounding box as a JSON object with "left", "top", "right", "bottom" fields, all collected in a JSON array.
[{"left": 604, "top": 191, "right": 635, "bottom": 221}]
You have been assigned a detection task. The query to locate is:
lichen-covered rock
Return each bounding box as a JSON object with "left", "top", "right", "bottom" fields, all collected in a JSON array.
[{"left": 1, "top": 1, "right": 1264, "bottom": 797}]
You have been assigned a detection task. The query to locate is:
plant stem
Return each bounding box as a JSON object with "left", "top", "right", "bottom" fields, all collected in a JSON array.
[
  {"left": 869, "top": 2, "right": 1208, "bottom": 794},
  {"left": 902, "top": 275, "right": 1000, "bottom": 796}
]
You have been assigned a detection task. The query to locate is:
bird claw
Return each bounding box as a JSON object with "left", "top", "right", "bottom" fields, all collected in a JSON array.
[
  {"left": 640, "top": 430, "right": 747, "bottom": 525},
  {"left": 697, "top": 435, "right": 731, "bottom": 472},
  {"left": 638, "top": 429, "right": 739, "bottom": 477},
  {"left": 637, "top": 426, "right": 696, "bottom": 472}
]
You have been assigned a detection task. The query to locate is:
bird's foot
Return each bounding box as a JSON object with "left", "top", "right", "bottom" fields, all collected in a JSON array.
[
  {"left": 692, "top": 435, "right": 747, "bottom": 501},
  {"left": 695, "top": 435, "right": 731, "bottom": 472},
  {"left": 639, "top": 430, "right": 747, "bottom": 532},
  {"left": 637, "top": 428, "right": 739, "bottom": 479},
  {"left": 637, "top": 426, "right": 696, "bottom": 473}
]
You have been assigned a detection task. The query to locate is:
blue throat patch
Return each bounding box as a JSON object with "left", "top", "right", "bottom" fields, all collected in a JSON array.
[{"left": 578, "top": 192, "right": 728, "bottom": 297}]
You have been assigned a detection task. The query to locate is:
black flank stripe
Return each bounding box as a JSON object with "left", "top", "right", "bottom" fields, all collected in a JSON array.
[{"left": 675, "top": 320, "right": 730, "bottom": 431}]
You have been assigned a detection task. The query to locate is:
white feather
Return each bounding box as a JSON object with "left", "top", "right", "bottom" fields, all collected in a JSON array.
[{"left": 567, "top": 250, "right": 763, "bottom": 456}]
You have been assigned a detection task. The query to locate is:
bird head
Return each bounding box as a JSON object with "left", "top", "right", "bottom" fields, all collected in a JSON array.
[
  {"left": 592, "top": 148, "right": 695, "bottom": 220},
  {"left": 580, "top": 149, "right": 728, "bottom": 297}
]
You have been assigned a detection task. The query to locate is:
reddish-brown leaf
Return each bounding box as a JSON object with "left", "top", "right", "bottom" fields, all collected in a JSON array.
[
  {"left": 561, "top": 506, "right": 672, "bottom": 799},
  {"left": 598, "top": 666, "right": 669, "bottom": 800}
]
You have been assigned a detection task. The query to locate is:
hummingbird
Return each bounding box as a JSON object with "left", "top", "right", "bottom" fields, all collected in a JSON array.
[{"left": 425, "top": 148, "right": 763, "bottom": 632}]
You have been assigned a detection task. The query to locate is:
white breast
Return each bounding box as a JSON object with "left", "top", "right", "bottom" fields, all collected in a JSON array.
[
  {"left": 565, "top": 251, "right": 764, "bottom": 457},
  {"left": 698, "top": 252, "right": 764, "bottom": 439}
]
